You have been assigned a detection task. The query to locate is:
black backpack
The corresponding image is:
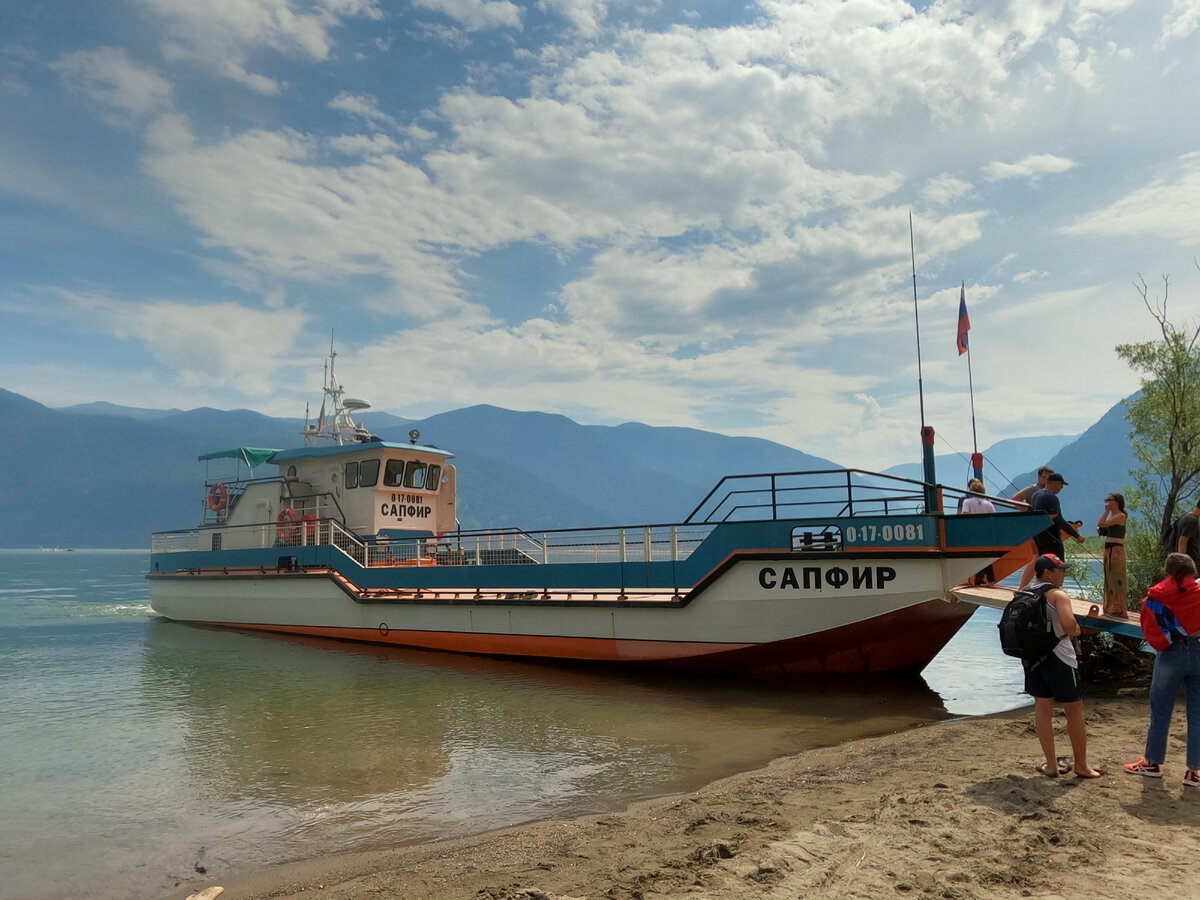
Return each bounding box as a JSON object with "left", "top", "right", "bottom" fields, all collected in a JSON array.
[
  {"left": 998, "top": 584, "right": 1060, "bottom": 662},
  {"left": 1163, "top": 515, "right": 1187, "bottom": 554}
]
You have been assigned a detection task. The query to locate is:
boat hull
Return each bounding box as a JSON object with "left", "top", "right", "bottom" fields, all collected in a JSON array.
[{"left": 148, "top": 553, "right": 981, "bottom": 674}]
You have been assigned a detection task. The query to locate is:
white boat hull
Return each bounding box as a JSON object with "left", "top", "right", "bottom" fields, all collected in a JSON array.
[{"left": 149, "top": 554, "right": 982, "bottom": 674}]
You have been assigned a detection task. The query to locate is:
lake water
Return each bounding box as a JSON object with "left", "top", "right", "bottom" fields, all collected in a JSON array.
[{"left": 0, "top": 550, "right": 1027, "bottom": 899}]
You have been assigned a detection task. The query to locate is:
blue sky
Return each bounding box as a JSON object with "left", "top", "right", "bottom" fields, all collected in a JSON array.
[{"left": 2, "top": 0, "right": 1199, "bottom": 471}]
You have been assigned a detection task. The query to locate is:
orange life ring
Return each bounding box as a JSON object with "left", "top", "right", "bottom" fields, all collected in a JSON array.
[
  {"left": 208, "top": 482, "right": 229, "bottom": 512},
  {"left": 277, "top": 507, "right": 299, "bottom": 542}
]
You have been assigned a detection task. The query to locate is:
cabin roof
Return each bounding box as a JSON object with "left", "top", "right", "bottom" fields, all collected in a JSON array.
[
  {"left": 197, "top": 447, "right": 281, "bottom": 468},
  {"left": 270, "top": 441, "right": 454, "bottom": 464}
]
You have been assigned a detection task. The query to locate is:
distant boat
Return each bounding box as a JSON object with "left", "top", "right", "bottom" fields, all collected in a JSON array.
[{"left": 148, "top": 349, "right": 1048, "bottom": 675}]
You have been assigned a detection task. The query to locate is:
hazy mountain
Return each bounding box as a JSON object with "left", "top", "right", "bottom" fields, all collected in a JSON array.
[
  {"left": 883, "top": 434, "right": 1076, "bottom": 491},
  {"left": 59, "top": 401, "right": 184, "bottom": 420},
  {"left": 0, "top": 391, "right": 832, "bottom": 548},
  {"left": 1001, "top": 399, "right": 1136, "bottom": 527},
  {"left": 0, "top": 385, "right": 1134, "bottom": 549}
]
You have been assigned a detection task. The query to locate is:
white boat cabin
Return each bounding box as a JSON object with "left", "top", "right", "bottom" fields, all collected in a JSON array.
[
  {"left": 202, "top": 440, "right": 456, "bottom": 550},
  {"left": 198, "top": 347, "right": 457, "bottom": 553}
]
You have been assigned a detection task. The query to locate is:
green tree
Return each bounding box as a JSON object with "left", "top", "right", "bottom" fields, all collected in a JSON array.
[{"left": 1116, "top": 270, "right": 1200, "bottom": 595}]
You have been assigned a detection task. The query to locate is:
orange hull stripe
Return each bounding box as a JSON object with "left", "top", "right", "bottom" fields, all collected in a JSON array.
[{"left": 204, "top": 621, "right": 749, "bottom": 662}]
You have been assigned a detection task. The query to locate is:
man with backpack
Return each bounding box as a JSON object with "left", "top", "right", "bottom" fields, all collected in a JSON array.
[{"left": 1022, "top": 554, "right": 1103, "bottom": 779}]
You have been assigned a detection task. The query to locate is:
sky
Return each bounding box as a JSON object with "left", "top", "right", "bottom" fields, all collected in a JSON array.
[{"left": 2, "top": 0, "right": 1200, "bottom": 473}]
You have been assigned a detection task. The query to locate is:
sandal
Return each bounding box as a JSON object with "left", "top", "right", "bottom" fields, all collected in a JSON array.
[{"left": 1056, "top": 757, "right": 1071, "bottom": 774}]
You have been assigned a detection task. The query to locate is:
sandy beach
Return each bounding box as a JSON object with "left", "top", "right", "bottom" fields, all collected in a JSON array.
[{"left": 167, "top": 688, "right": 1200, "bottom": 900}]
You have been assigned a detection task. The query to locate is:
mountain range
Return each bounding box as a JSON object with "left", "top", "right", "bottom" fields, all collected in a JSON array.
[{"left": 0, "top": 386, "right": 1134, "bottom": 548}]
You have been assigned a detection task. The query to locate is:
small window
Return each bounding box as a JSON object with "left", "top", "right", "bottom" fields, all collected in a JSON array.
[
  {"left": 404, "top": 461, "right": 427, "bottom": 489},
  {"left": 426, "top": 464, "right": 441, "bottom": 492},
  {"left": 359, "top": 458, "right": 380, "bottom": 488},
  {"left": 345, "top": 460, "right": 359, "bottom": 489},
  {"left": 384, "top": 459, "right": 405, "bottom": 487},
  {"left": 287, "top": 465, "right": 297, "bottom": 478}
]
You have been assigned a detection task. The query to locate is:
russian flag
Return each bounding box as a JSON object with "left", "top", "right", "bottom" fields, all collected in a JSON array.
[{"left": 956, "top": 283, "right": 970, "bottom": 356}]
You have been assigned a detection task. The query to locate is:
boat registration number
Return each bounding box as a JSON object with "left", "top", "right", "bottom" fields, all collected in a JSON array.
[{"left": 844, "top": 522, "right": 926, "bottom": 544}]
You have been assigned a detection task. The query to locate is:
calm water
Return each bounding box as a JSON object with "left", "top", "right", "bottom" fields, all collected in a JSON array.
[{"left": 0, "top": 550, "right": 1026, "bottom": 899}]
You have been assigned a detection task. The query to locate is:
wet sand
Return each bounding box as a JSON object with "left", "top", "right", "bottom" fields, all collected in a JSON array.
[{"left": 178, "top": 690, "right": 1200, "bottom": 900}]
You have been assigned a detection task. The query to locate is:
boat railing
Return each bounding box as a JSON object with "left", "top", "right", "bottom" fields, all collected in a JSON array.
[
  {"left": 685, "top": 468, "right": 1032, "bottom": 524},
  {"left": 152, "top": 519, "right": 719, "bottom": 568},
  {"left": 685, "top": 468, "right": 995, "bottom": 523},
  {"left": 353, "top": 523, "right": 719, "bottom": 567}
]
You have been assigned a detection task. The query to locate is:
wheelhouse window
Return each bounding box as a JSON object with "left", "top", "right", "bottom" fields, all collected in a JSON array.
[
  {"left": 345, "top": 460, "right": 359, "bottom": 489},
  {"left": 384, "top": 459, "right": 405, "bottom": 487},
  {"left": 427, "top": 464, "right": 441, "bottom": 490},
  {"left": 404, "top": 461, "right": 427, "bottom": 489},
  {"left": 359, "top": 458, "right": 380, "bottom": 487}
]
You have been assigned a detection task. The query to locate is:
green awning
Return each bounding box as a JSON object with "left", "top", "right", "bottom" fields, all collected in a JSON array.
[{"left": 197, "top": 447, "right": 280, "bottom": 469}]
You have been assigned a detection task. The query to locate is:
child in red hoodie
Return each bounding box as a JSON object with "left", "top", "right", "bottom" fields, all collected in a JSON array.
[{"left": 1124, "top": 553, "right": 1200, "bottom": 786}]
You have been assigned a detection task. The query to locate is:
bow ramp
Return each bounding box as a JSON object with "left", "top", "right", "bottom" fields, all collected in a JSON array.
[{"left": 950, "top": 584, "right": 1144, "bottom": 640}]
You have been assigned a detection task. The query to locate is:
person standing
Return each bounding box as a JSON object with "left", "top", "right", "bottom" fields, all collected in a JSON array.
[
  {"left": 1026, "top": 554, "right": 1102, "bottom": 779},
  {"left": 1097, "top": 492, "right": 1129, "bottom": 618},
  {"left": 1123, "top": 553, "right": 1200, "bottom": 786},
  {"left": 1018, "top": 474, "right": 1085, "bottom": 589},
  {"left": 1012, "top": 465, "right": 1054, "bottom": 508},
  {"left": 1176, "top": 497, "right": 1200, "bottom": 572},
  {"left": 1013, "top": 467, "right": 1056, "bottom": 589},
  {"left": 962, "top": 478, "right": 996, "bottom": 586}
]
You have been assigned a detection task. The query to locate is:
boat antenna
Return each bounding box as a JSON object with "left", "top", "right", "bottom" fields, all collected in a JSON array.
[{"left": 909, "top": 212, "right": 939, "bottom": 511}]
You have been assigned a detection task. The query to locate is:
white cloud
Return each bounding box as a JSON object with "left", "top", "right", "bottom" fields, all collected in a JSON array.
[
  {"left": 1160, "top": 0, "right": 1200, "bottom": 43},
  {"left": 923, "top": 175, "right": 972, "bottom": 206},
  {"left": 1056, "top": 37, "right": 1098, "bottom": 89},
  {"left": 984, "top": 154, "right": 1076, "bottom": 181},
  {"left": 51, "top": 47, "right": 173, "bottom": 126},
  {"left": 141, "top": 114, "right": 477, "bottom": 311},
  {"left": 327, "top": 133, "right": 400, "bottom": 156},
  {"left": 328, "top": 92, "right": 398, "bottom": 129},
  {"left": 1065, "top": 151, "right": 1200, "bottom": 246},
  {"left": 44, "top": 290, "right": 307, "bottom": 393},
  {"left": 539, "top": 0, "right": 608, "bottom": 37},
  {"left": 135, "top": 0, "right": 382, "bottom": 92},
  {"left": 412, "top": 0, "right": 523, "bottom": 32}
]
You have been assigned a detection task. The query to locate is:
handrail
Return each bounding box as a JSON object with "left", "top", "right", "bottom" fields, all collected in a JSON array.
[{"left": 684, "top": 468, "right": 934, "bottom": 524}]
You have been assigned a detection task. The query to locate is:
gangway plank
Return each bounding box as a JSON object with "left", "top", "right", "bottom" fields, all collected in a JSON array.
[{"left": 950, "top": 585, "right": 1145, "bottom": 641}]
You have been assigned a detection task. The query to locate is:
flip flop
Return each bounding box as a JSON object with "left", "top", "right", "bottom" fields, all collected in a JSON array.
[
  {"left": 1057, "top": 757, "right": 1071, "bottom": 774},
  {"left": 1074, "top": 769, "right": 1104, "bottom": 779},
  {"left": 1036, "top": 763, "right": 1060, "bottom": 777}
]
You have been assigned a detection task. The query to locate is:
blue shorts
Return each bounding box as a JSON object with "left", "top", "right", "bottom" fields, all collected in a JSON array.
[{"left": 1023, "top": 653, "right": 1081, "bottom": 703}]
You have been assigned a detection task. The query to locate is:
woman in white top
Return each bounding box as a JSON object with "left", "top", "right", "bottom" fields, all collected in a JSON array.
[{"left": 962, "top": 478, "right": 996, "bottom": 585}]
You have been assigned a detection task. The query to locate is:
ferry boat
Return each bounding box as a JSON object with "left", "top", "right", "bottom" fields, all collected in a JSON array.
[{"left": 147, "top": 354, "right": 1049, "bottom": 675}]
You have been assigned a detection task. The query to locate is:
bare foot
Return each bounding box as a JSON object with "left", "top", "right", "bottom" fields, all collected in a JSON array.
[{"left": 1074, "top": 767, "right": 1103, "bottom": 779}]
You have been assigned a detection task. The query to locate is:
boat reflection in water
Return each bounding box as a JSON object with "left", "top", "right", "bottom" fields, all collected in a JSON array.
[{"left": 139, "top": 618, "right": 955, "bottom": 882}]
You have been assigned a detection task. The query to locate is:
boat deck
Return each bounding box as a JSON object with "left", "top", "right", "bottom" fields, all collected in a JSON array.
[
  {"left": 950, "top": 585, "right": 1144, "bottom": 640},
  {"left": 150, "top": 565, "right": 688, "bottom": 606}
]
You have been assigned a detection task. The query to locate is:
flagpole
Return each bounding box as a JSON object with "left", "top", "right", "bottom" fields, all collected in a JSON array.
[
  {"left": 910, "top": 213, "right": 938, "bottom": 511},
  {"left": 909, "top": 212, "right": 926, "bottom": 432},
  {"left": 957, "top": 281, "right": 984, "bottom": 482}
]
